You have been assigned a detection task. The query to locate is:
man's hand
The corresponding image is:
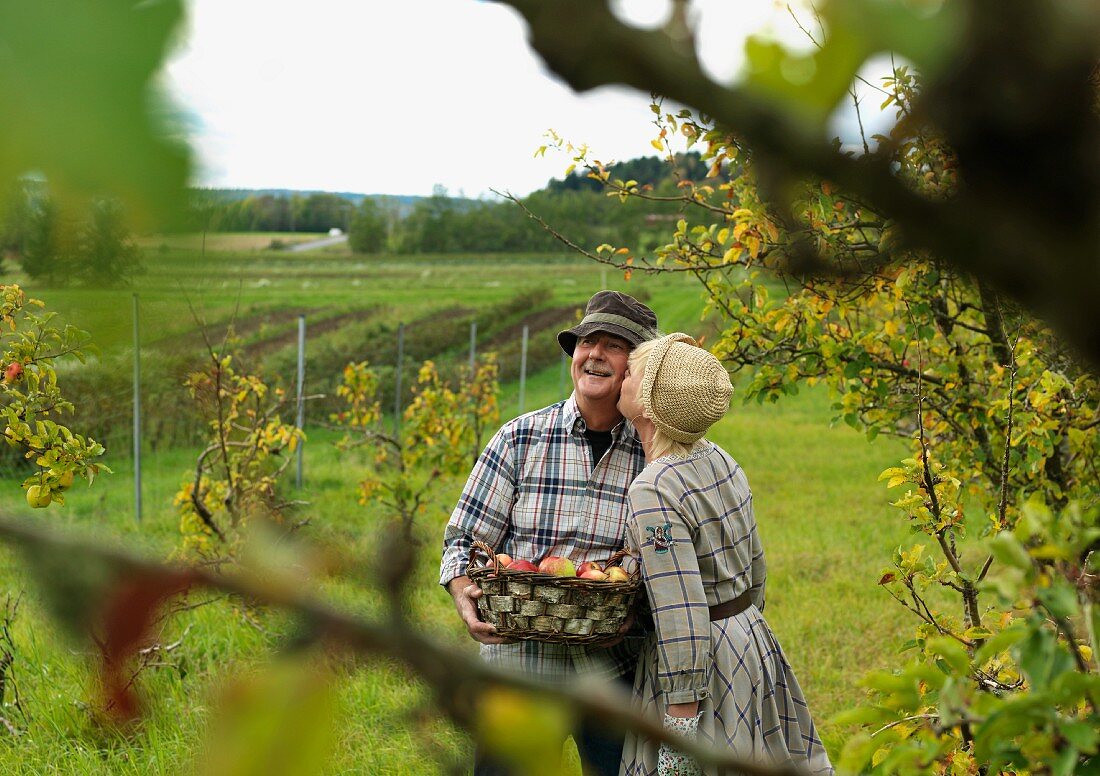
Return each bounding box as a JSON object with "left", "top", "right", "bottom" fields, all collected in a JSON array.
[{"left": 447, "top": 574, "right": 515, "bottom": 645}]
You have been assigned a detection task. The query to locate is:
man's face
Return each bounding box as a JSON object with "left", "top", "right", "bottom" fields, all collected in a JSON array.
[{"left": 571, "top": 332, "right": 631, "bottom": 406}]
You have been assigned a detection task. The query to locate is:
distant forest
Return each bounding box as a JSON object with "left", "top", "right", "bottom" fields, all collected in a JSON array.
[{"left": 191, "top": 152, "right": 711, "bottom": 254}]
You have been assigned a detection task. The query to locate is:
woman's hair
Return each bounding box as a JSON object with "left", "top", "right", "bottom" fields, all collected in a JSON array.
[{"left": 628, "top": 338, "right": 705, "bottom": 461}]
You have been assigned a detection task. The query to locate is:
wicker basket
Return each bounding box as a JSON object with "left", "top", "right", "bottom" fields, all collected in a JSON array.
[{"left": 466, "top": 540, "right": 641, "bottom": 645}]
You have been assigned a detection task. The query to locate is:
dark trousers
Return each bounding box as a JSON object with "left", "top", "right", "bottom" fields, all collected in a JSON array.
[{"left": 473, "top": 669, "right": 635, "bottom": 776}]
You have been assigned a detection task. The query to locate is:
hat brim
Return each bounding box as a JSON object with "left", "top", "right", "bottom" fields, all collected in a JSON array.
[{"left": 557, "top": 321, "right": 648, "bottom": 356}]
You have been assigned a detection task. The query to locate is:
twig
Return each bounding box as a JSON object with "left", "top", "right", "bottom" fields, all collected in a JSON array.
[
  {"left": 997, "top": 332, "right": 1021, "bottom": 529},
  {"left": 871, "top": 713, "right": 940, "bottom": 737}
]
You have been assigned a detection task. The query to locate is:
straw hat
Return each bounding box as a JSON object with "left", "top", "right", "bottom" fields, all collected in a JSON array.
[{"left": 639, "top": 333, "right": 733, "bottom": 444}]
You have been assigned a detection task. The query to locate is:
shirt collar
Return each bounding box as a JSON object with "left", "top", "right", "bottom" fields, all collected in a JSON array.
[{"left": 563, "top": 393, "right": 638, "bottom": 443}]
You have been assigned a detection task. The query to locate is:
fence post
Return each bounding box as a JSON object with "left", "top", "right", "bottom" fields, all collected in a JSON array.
[
  {"left": 394, "top": 323, "right": 405, "bottom": 437},
  {"left": 469, "top": 321, "right": 477, "bottom": 374},
  {"left": 295, "top": 314, "right": 306, "bottom": 488},
  {"left": 132, "top": 293, "right": 142, "bottom": 524},
  {"left": 559, "top": 352, "right": 567, "bottom": 398},
  {"left": 518, "top": 324, "right": 528, "bottom": 415}
]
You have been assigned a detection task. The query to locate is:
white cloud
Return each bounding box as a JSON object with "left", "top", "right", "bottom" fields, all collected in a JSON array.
[
  {"left": 167, "top": 0, "right": 673, "bottom": 197},
  {"left": 166, "top": 0, "right": 891, "bottom": 197}
]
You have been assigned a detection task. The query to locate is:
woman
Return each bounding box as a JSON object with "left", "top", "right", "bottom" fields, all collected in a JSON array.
[{"left": 617, "top": 333, "right": 833, "bottom": 776}]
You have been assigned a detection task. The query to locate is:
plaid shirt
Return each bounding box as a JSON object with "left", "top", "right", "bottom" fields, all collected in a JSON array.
[
  {"left": 625, "top": 442, "right": 764, "bottom": 704},
  {"left": 440, "top": 395, "right": 646, "bottom": 680}
]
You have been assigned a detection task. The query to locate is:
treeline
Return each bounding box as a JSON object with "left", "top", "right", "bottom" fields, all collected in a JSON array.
[
  {"left": 191, "top": 191, "right": 357, "bottom": 233},
  {"left": 194, "top": 152, "right": 707, "bottom": 254}
]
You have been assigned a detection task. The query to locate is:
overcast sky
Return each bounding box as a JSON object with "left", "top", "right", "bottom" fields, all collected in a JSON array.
[{"left": 166, "top": 0, "right": 891, "bottom": 198}]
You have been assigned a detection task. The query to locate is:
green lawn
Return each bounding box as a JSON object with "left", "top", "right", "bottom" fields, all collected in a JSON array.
[{"left": 0, "top": 250, "right": 919, "bottom": 773}]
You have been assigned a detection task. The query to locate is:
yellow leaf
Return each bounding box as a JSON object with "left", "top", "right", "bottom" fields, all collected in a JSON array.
[{"left": 650, "top": 138, "right": 664, "bottom": 151}]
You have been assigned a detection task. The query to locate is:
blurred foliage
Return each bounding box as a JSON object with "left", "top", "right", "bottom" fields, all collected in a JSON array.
[
  {"left": 193, "top": 657, "right": 336, "bottom": 776},
  {"left": 2, "top": 182, "right": 143, "bottom": 286},
  {"left": 0, "top": 0, "right": 190, "bottom": 230}
]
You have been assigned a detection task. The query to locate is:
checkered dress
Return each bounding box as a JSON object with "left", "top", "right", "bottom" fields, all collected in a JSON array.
[
  {"left": 620, "top": 442, "right": 834, "bottom": 776},
  {"left": 440, "top": 396, "right": 647, "bottom": 680}
]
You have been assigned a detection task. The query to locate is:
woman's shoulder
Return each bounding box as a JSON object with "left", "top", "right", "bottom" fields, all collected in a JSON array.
[{"left": 632, "top": 442, "right": 737, "bottom": 490}]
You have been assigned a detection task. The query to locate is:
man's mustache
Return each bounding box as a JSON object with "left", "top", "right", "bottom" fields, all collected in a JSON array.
[{"left": 582, "top": 359, "right": 613, "bottom": 376}]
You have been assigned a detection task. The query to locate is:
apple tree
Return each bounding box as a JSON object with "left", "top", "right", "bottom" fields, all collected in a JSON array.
[
  {"left": 330, "top": 355, "right": 500, "bottom": 528},
  {"left": 174, "top": 343, "right": 304, "bottom": 558},
  {"left": 515, "top": 51, "right": 1100, "bottom": 776},
  {"left": 0, "top": 284, "right": 108, "bottom": 509}
]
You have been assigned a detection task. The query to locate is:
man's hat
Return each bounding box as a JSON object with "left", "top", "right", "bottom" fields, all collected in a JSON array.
[{"left": 557, "top": 291, "right": 659, "bottom": 356}]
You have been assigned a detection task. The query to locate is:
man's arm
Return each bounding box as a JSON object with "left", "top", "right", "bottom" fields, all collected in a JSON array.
[{"left": 440, "top": 426, "right": 518, "bottom": 644}]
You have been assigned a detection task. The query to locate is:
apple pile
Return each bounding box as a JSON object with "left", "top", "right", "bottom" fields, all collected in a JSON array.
[{"left": 491, "top": 552, "right": 630, "bottom": 582}]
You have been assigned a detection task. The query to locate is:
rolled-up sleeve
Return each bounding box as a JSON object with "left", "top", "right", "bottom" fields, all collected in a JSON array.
[
  {"left": 628, "top": 478, "right": 711, "bottom": 704},
  {"left": 439, "top": 428, "right": 516, "bottom": 586}
]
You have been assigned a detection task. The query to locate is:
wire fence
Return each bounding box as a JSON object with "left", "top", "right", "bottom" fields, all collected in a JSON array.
[{"left": 0, "top": 297, "right": 580, "bottom": 525}]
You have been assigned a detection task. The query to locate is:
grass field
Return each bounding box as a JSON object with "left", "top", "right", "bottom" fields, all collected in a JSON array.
[{"left": 0, "top": 244, "right": 921, "bottom": 773}]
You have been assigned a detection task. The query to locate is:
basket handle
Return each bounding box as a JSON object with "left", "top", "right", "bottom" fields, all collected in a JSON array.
[
  {"left": 602, "top": 548, "right": 641, "bottom": 580},
  {"left": 466, "top": 539, "right": 502, "bottom": 576}
]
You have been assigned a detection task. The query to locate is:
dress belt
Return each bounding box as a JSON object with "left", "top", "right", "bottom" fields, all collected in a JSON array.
[{"left": 709, "top": 590, "right": 754, "bottom": 621}]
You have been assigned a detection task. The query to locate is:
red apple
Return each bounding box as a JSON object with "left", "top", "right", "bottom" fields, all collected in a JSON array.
[
  {"left": 579, "top": 569, "right": 609, "bottom": 581},
  {"left": 606, "top": 566, "right": 630, "bottom": 583},
  {"left": 577, "top": 561, "right": 604, "bottom": 576},
  {"left": 494, "top": 553, "right": 514, "bottom": 568},
  {"left": 537, "top": 556, "right": 576, "bottom": 577},
  {"left": 4, "top": 362, "right": 23, "bottom": 382},
  {"left": 506, "top": 559, "right": 538, "bottom": 572}
]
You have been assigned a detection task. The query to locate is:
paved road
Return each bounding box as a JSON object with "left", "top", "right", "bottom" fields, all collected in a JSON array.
[{"left": 288, "top": 234, "right": 348, "bottom": 252}]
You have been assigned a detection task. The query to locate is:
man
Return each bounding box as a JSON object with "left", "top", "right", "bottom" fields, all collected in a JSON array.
[{"left": 440, "top": 290, "right": 659, "bottom": 776}]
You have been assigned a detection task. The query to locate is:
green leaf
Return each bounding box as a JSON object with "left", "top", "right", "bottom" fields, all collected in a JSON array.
[
  {"left": 742, "top": 0, "right": 962, "bottom": 124},
  {"left": 926, "top": 636, "right": 970, "bottom": 675},
  {"left": 837, "top": 731, "right": 876, "bottom": 773},
  {"left": 1051, "top": 744, "right": 1078, "bottom": 776},
  {"left": 990, "top": 532, "right": 1032, "bottom": 571},
  {"left": 962, "top": 626, "right": 993, "bottom": 641},
  {"left": 1037, "top": 581, "right": 1079, "bottom": 619},
  {"left": 974, "top": 623, "right": 1028, "bottom": 666},
  {"left": 830, "top": 705, "right": 897, "bottom": 726},
  {"left": 1058, "top": 720, "right": 1099, "bottom": 753},
  {"left": 1016, "top": 624, "right": 1076, "bottom": 690},
  {"left": 0, "top": 0, "right": 191, "bottom": 229}
]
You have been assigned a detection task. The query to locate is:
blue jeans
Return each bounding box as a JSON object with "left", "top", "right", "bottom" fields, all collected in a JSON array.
[{"left": 473, "top": 669, "right": 635, "bottom": 776}]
